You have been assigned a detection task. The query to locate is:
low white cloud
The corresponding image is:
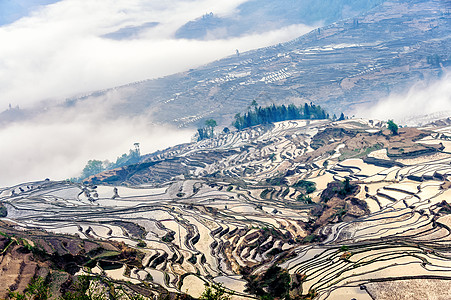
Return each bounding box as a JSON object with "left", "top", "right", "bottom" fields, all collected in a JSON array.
[
  {"left": 0, "top": 90, "right": 193, "bottom": 187},
  {"left": 354, "top": 72, "right": 451, "bottom": 126},
  {"left": 0, "top": 0, "right": 318, "bottom": 187},
  {"left": 0, "top": 0, "right": 315, "bottom": 108}
]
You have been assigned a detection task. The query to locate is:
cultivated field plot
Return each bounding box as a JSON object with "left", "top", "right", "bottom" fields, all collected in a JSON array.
[{"left": 1, "top": 119, "right": 451, "bottom": 299}]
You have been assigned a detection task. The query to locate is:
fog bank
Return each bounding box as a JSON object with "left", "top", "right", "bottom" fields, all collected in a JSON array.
[
  {"left": 0, "top": 0, "right": 315, "bottom": 108},
  {"left": 354, "top": 72, "right": 451, "bottom": 126},
  {"left": 0, "top": 90, "right": 193, "bottom": 187},
  {"left": 0, "top": 0, "right": 318, "bottom": 186}
]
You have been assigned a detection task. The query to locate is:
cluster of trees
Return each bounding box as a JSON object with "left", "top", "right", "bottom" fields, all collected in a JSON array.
[
  {"left": 197, "top": 119, "right": 217, "bottom": 141},
  {"left": 195, "top": 101, "right": 342, "bottom": 141},
  {"left": 77, "top": 144, "right": 141, "bottom": 180},
  {"left": 293, "top": 179, "right": 316, "bottom": 194},
  {"left": 321, "top": 177, "right": 358, "bottom": 202},
  {"left": 338, "top": 177, "right": 354, "bottom": 197},
  {"left": 233, "top": 101, "right": 329, "bottom": 130}
]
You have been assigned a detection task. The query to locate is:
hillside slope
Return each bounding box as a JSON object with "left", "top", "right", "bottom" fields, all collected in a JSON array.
[
  {"left": 0, "top": 0, "right": 448, "bottom": 129},
  {"left": 2, "top": 118, "right": 451, "bottom": 299},
  {"left": 66, "top": 0, "right": 450, "bottom": 128}
]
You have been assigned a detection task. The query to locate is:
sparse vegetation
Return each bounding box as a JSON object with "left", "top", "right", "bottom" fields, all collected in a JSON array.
[
  {"left": 297, "top": 193, "right": 313, "bottom": 204},
  {"left": 0, "top": 203, "right": 7, "bottom": 217},
  {"left": 265, "top": 174, "right": 288, "bottom": 186},
  {"left": 60, "top": 275, "right": 92, "bottom": 300},
  {"left": 188, "top": 255, "right": 197, "bottom": 264},
  {"left": 267, "top": 248, "right": 284, "bottom": 257},
  {"left": 387, "top": 120, "right": 398, "bottom": 135},
  {"left": 340, "top": 245, "right": 349, "bottom": 252},
  {"left": 244, "top": 265, "right": 291, "bottom": 300},
  {"left": 8, "top": 277, "right": 51, "bottom": 300},
  {"left": 260, "top": 188, "right": 273, "bottom": 199},
  {"left": 293, "top": 180, "right": 316, "bottom": 194},
  {"left": 136, "top": 240, "right": 146, "bottom": 248},
  {"left": 199, "top": 283, "right": 231, "bottom": 300},
  {"left": 162, "top": 232, "right": 175, "bottom": 243},
  {"left": 281, "top": 188, "right": 290, "bottom": 198},
  {"left": 426, "top": 54, "right": 442, "bottom": 67},
  {"left": 303, "top": 234, "right": 318, "bottom": 243},
  {"left": 197, "top": 119, "right": 218, "bottom": 141}
]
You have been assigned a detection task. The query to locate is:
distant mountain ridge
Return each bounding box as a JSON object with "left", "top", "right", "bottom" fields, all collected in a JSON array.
[{"left": 175, "top": 0, "right": 385, "bottom": 40}]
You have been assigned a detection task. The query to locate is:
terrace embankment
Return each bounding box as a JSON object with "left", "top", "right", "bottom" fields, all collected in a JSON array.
[
  {"left": 303, "top": 126, "right": 441, "bottom": 164},
  {"left": 0, "top": 220, "right": 165, "bottom": 299},
  {"left": 311, "top": 180, "right": 370, "bottom": 233},
  {"left": 2, "top": 118, "right": 451, "bottom": 299}
]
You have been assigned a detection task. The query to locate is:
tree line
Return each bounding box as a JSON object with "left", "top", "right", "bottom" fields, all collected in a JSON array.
[{"left": 233, "top": 101, "right": 329, "bottom": 130}]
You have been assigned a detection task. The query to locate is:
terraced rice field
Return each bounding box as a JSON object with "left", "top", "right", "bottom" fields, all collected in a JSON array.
[{"left": 1, "top": 118, "right": 451, "bottom": 299}]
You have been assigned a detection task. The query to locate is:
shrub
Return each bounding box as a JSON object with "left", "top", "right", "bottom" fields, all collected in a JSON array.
[
  {"left": 293, "top": 180, "right": 316, "bottom": 194},
  {"left": 340, "top": 245, "right": 349, "bottom": 252},
  {"left": 200, "top": 283, "right": 231, "bottom": 300},
  {"left": 244, "top": 265, "right": 291, "bottom": 299},
  {"left": 162, "top": 232, "right": 175, "bottom": 243},
  {"left": 260, "top": 188, "right": 273, "bottom": 199},
  {"left": 387, "top": 120, "right": 398, "bottom": 135},
  {"left": 297, "top": 193, "right": 313, "bottom": 204},
  {"left": 9, "top": 277, "right": 51, "bottom": 300}
]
